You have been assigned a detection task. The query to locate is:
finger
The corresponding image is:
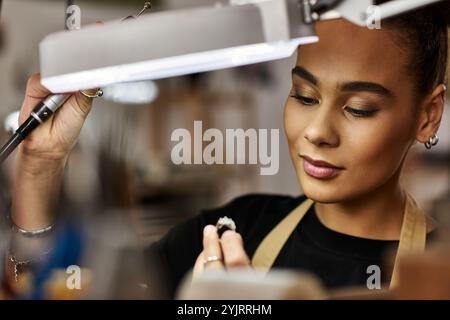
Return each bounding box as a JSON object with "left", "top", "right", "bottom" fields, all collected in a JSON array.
[
  {"left": 220, "top": 230, "right": 251, "bottom": 268},
  {"left": 25, "top": 73, "right": 51, "bottom": 100},
  {"left": 19, "top": 74, "right": 52, "bottom": 124},
  {"left": 21, "top": 74, "right": 94, "bottom": 124},
  {"left": 68, "top": 91, "right": 95, "bottom": 120},
  {"left": 193, "top": 251, "right": 205, "bottom": 279},
  {"left": 202, "top": 225, "right": 223, "bottom": 271}
]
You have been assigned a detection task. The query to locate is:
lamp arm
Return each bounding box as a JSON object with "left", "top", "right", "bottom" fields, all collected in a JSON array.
[
  {"left": 375, "top": 0, "right": 447, "bottom": 20},
  {"left": 314, "top": 0, "right": 447, "bottom": 26}
]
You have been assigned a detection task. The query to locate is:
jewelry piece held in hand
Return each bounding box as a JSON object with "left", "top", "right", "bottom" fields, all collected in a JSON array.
[
  {"left": 216, "top": 216, "right": 236, "bottom": 238},
  {"left": 80, "top": 89, "right": 103, "bottom": 99},
  {"left": 203, "top": 255, "right": 222, "bottom": 268}
]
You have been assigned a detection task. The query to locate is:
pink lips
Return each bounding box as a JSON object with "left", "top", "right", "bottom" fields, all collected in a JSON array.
[{"left": 302, "top": 155, "right": 343, "bottom": 180}]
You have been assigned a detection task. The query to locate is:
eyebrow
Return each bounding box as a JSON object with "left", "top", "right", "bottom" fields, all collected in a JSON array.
[
  {"left": 292, "top": 66, "right": 394, "bottom": 99},
  {"left": 341, "top": 81, "right": 395, "bottom": 99},
  {"left": 292, "top": 66, "right": 318, "bottom": 86}
]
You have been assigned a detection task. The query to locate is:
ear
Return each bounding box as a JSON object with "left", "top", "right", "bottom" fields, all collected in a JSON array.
[{"left": 415, "top": 84, "right": 446, "bottom": 144}]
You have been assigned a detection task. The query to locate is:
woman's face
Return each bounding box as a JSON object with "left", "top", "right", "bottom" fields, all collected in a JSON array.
[{"left": 285, "top": 19, "right": 421, "bottom": 203}]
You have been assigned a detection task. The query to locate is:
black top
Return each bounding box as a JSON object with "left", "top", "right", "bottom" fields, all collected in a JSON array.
[{"left": 148, "top": 194, "right": 430, "bottom": 298}]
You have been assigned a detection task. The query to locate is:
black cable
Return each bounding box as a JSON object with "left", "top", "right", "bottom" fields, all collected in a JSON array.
[{"left": 0, "top": 134, "right": 23, "bottom": 164}]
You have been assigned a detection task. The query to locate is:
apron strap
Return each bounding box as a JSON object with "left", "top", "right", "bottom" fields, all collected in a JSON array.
[
  {"left": 389, "top": 193, "right": 427, "bottom": 288},
  {"left": 251, "top": 194, "right": 427, "bottom": 289},
  {"left": 251, "top": 198, "right": 314, "bottom": 273}
]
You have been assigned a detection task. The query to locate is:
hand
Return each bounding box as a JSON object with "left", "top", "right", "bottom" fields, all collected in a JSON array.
[
  {"left": 18, "top": 73, "right": 94, "bottom": 164},
  {"left": 11, "top": 74, "right": 95, "bottom": 230},
  {"left": 193, "top": 225, "right": 251, "bottom": 278}
]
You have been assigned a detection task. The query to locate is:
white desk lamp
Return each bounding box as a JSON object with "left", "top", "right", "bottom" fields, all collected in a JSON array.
[{"left": 39, "top": 0, "right": 447, "bottom": 93}]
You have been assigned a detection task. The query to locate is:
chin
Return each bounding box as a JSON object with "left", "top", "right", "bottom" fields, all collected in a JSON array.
[
  {"left": 297, "top": 173, "right": 353, "bottom": 203},
  {"left": 302, "top": 186, "right": 343, "bottom": 203}
]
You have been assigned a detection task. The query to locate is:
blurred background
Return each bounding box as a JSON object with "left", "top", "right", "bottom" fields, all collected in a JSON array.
[{"left": 0, "top": 0, "right": 448, "bottom": 299}]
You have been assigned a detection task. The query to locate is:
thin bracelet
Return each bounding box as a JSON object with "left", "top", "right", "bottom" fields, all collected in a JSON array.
[
  {"left": 5, "top": 209, "right": 54, "bottom": 238},
  {"left": 12, "top": 223, "right": 54, "bottom": 238}
]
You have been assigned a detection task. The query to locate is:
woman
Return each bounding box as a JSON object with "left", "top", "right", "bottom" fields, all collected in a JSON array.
[
  {"left": 148, "top": 4, "right": 449, "bottom": 297},
  {"left": 6, "top": 2, "right": 449, "bottom": 298}
]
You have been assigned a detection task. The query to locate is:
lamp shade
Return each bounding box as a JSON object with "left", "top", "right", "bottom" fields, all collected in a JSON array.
[{"left": 40, "top": 0, "right": 317, "bottom": 93}]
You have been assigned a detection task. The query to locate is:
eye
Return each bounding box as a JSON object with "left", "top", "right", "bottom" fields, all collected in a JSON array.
[
  {"left": 290, "top": 94, "right": 319, "bottom": 106},
  {"left": 344, "top": 106, "right": 379, "bottom": 118}
]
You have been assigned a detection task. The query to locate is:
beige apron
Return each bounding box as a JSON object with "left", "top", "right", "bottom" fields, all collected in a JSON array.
[{"left": 251, "top": 193, "right": 427, "bottom": 289}]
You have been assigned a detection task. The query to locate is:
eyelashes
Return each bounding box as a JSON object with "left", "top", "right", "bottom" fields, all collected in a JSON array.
[
  {"left": 289, "top": 94, "right": 319, "bottom": 106},
  {"left": 289, "top": 94, "right": 379, "bottom": 118},
  {"left": 343, "top": 106, "right": 379, "bottom": 118}
]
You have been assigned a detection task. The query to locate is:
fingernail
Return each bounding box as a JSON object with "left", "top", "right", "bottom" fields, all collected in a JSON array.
[{"left": 204, "top": 225, "right": 215, "bottom": 236}]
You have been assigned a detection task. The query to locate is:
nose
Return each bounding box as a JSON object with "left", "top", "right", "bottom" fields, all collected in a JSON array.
[{"left": 303, "top": 103, "right": 340, "bottom": 148}]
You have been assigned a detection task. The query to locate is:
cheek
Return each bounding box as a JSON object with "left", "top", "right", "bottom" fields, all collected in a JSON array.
[
  {"left": 343, "top": 113, "right": 414, "bottom": 180},
  {"left": 284, "top": 101, "right": 306, "bottom": 147}
]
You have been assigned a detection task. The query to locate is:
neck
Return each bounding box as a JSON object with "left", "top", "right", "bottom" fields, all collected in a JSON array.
[{"left": 314, "top": 172, "right": 406, "bottom": 240}]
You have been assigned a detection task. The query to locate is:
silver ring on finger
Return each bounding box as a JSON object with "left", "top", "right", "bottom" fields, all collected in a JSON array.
[{"left": 203, "top": 255, "right": 222, "bottom": 268}]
